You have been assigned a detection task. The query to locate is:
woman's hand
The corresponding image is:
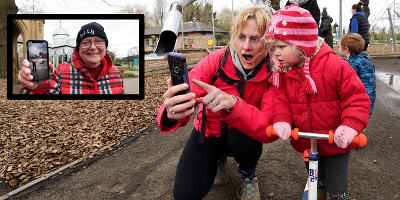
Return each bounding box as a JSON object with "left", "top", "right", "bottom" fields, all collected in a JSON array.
[
  {"left": 163, "top": 78, "right": 196, "bottom": 122},
  {"left": 192, "top": 79, "right": 236, "bottom": 113},
  {"left": 18, "top": 59, "right": 54, "bottom": 90}
]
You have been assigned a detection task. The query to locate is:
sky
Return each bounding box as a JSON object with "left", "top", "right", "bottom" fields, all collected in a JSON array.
[
  {"left": 27, "top": 40, "right": 48, "bottom": 58},
  {"left": 14, "top": 0, "right": 390, "bottom": 58},
  {"left": 43, "top": 19, "right": 140, "bottom": 58}
]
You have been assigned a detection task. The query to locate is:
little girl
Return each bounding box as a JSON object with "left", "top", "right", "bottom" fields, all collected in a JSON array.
[{"left": 265, "top": 5, "right": 371, "bottom": 200}]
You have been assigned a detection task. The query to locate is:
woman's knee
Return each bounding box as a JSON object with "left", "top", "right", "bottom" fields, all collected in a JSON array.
[{"left": 228, "top": 129, "right": 263, "bottom": 151}]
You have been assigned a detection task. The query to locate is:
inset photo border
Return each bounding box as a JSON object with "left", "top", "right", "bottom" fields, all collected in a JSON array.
[{"left": 7, "top": 14, "right": 144, "bottom": 100}]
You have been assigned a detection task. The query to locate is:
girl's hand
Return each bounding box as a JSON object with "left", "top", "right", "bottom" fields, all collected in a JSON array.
[
  {"left": 273, "top": 122, "right": 292, "bottom": 142},
  {"left": 192, "top": 79, "right": 236, "bottom": 113},
  {"left": 334, "top": 126, "right": 358, "bottom": 148},
  {"left": 163, "top": 78, "right": 196, "bottom": 122}
]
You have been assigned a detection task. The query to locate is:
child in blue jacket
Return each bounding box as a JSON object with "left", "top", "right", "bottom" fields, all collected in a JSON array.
[{"left": 338, "top": 33, "right": 376, "bottom": 116}]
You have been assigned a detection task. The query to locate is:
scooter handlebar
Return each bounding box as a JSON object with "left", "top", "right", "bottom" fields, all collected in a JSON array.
[{"left": 265, "top": 125, "right": 367, "bottom": 147}]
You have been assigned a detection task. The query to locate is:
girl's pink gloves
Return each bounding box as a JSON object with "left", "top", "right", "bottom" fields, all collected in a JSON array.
[
  {"left": 273, "top": 122, "right": 292, "bottom": 142},
  {"left": 334, "top": 126, "right": 358, "bottom": 148}
]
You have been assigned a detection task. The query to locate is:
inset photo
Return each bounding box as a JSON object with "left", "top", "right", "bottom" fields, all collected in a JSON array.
[{"left": 7, "top": 14, "right": 144, "bottom": 100}]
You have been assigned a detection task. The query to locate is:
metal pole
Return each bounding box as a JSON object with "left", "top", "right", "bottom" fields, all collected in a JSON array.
[
  {"left": 182, "top": 18, "right": 184, "bottom": 49},
  {"left": 339, "top": 0, "right": 342, "bottom": 38},
  {"left": 231, "top": 0, "right": 234, "bottom": 24},
  {"left": 388, "top": 8, "right": 399, "bottom": 52},
  {"left": 212, "top": 0, "right": 215, "bottom": 51}
]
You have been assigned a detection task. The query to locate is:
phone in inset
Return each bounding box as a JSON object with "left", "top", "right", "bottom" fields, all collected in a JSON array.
[
  {"left": 167, "top": 52, "right": 191, "bottom": 96},
  {"left": 26, "top": 40, "right": 49, "bottom": 82}
]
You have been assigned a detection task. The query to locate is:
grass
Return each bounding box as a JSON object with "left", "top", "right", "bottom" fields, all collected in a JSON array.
[{"left": 122, "top": 72, "right": 136, "bottom": 78}]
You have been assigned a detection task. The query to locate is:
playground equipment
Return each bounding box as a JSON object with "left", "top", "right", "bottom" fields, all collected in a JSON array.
[
  {"left": 266, "top": 126, "right": 367, "bottom": 200},
  {"left": 145, "top": 0, "right": 276, "bottom": 61},
  {"left": 145, "top": 0, "right": 197, "bottom": 61}
]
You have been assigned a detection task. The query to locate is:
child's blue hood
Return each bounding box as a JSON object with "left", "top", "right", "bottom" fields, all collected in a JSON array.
[{"left": 353, "top": 12, "right": 366, "bottom": 18}]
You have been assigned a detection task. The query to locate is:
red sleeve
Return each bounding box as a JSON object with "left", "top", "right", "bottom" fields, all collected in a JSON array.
[
  {"left": 156, "top": 103, "right": 191, "bottom": 133},
  {"left": 156, "top": 50, "right": 223, "bottom": 133},
  {"left": 337, "top": 59, "right": 371, "bottom": 133},
  {"left": 220, "top": 86, "right": 279, "bottom": 144}
]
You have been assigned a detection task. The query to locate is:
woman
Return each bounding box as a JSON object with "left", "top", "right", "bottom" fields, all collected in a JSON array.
[
  {"left": 18, "top": 22, "right": 124, "bottom": 94},
  {"left": 157, "top": 6, "right": 278, "bottom": 200},
  {"left": 350, "top": 1, "right": 369, "bottom": 51},
  {"left": 320, "top": 7, "right": 333, "bottom": 48}
]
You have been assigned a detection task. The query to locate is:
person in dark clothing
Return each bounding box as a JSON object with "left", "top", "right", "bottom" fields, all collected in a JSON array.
[
  {"left": 350, "top": 1, "right": 369, "bottom": 51},
  {"left": 320, "top": 7, "right": 333, "bottom": 48},
  {"left": 286, "top": 0, "right": 321, "bottom": 35},
  {"left": 31, "top": 57, "right": 36, "bottom": 72}
]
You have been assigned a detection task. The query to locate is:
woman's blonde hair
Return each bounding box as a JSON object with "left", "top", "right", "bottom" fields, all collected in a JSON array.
[{"left": 229, "top": 7, "right": 271, "bottom": 60}]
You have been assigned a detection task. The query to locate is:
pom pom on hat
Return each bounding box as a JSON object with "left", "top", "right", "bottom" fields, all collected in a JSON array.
[{"left": 266, "top": 4, "right": 318, "bottom": 94}]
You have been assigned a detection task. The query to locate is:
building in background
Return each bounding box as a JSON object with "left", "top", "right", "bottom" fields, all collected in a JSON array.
[
  {"left": 144, "top": 22, "right": 230, "bottom": 51},
  {"left": 48, "top": 23, "right": 75, "bottom": 69}
]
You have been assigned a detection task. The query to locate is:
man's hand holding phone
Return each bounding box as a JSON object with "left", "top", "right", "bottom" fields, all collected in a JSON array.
[
  {"left": 163, "top": 78, "right": 196, "bottom": 123},
  {"left": 18, "top": 59, "right": 54, "bottom": 90}
]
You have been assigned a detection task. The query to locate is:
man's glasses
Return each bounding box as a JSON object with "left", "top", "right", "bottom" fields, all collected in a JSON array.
[{"left": 80, "top": 39, "right": 107, "bottom": 49}]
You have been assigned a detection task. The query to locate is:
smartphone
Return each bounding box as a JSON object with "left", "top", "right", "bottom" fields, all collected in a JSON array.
[
  {"left": 27, "top": 40, "right": 49, "bottom": 82},
  {"left": 167, "top": 52, "right": 191, "bottom": 96}
]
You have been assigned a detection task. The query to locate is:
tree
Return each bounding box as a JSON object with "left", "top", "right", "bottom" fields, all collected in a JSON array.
[
  {"left": 182, "top": 4, "right": 195, "bottom": 22},
  {"left": 17, "top": 0, "right": 47, "bottom": 14},
  {"left": 118, "top": 4, "right": 155, "bottom": 29},
  {"left": 153, "top": 0, "right": 167, "bottom": 26},
  {"left": 182, "top": 0, "right": 212, "bottom": 25},
  {"left": 333, "top": 22, "right": 339, "bottom": 33},
  {"left": 107, "top": 48, "right": 116, "bottom": 61},
  {"left": 216, "top": 7, "right": 239, "bottom": 31},
  {"left": 214, "top": 32, "right": 222, "bottom": 46}
]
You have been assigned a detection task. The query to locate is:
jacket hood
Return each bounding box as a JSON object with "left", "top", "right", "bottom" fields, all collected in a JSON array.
[
  {"left": 350, "top": 53, "right": 371, "bottom": 62},
  {"left": 288, "top": 0, "right": 310, "bottom": 6},
  {"left": 322, "top": 15, "right": 333, "bottom": 23},
  {"left": 72, "top": 48, "right": 114, "bottom": 81},
  {"left": 353, "top": 12, "right": 366, "bottom": 18}
]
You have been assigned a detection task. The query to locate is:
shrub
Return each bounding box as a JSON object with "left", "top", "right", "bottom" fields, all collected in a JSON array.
[
  {"left": 115, "top": 63, "right": 122, "bottom": 66},
  {"left": 219, "top": 41, "right": 227, "bottom": 46},
  {"left": 122, "top": 73, "right": 135, "bottom": 78},
  {"left": 118, "top": 68, "right": 126, "bottom": 73}
]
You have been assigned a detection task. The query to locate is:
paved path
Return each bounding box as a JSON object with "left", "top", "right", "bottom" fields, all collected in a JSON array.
[{"left": 3, "top": 77, "right": 400, "bottom": 200}]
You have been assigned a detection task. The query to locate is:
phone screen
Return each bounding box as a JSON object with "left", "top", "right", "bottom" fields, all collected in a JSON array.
[{"left": 27, "top": 40, "right": 49, "bottom": 82}]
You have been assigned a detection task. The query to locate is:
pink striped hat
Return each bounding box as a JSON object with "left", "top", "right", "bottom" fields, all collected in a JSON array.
[{"left": 266, "top": 4, "right": 319, "bottom": 94}]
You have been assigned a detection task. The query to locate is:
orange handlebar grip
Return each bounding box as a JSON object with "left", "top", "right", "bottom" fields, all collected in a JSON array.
[
  {"left": 266, "top": 125, "right": 277, "bottom": 138},
  {"left": 328, "top": 131, "right": 334, "bottom": 144},
  {"left": 352, "top": 134, "right": 367, "bottom": 147},
  {"left": 329, "top": 131, "right": 368, "bottom": 147},
  {"left": 291, "top": 128, "right": 299, "bottom": 140}
]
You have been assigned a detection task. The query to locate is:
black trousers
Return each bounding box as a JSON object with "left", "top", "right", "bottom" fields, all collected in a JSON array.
[
  {"left": 173, "top": 128, "right": 263, "bottom": 200},
  {"left": 305, "top": 151, "right": 351, "bottom": 200}
]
